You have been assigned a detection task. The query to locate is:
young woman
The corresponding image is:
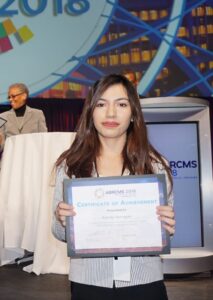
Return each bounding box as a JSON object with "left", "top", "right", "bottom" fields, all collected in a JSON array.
[{"left": 52, "top": 74, "right": 175, "bottom": 300}]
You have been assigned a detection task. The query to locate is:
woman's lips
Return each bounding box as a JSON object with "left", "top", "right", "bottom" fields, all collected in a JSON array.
[{"left": 102, "top": 121, "right": 119, "bottom": 128}]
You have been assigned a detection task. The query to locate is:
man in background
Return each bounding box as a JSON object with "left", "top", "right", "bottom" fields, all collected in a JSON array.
[{"left": 0, "top": 83, "right": 47, "bottom": 151}]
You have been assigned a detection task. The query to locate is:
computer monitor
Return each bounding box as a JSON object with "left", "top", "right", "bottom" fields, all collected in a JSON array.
[{"left": 141, "top": 97, "right": 213, "bottom": 274}]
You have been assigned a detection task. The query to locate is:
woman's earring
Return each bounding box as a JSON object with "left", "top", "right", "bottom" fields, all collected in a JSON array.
[{"left": 130, "top": 117, "right": 134, "bottom": 122}]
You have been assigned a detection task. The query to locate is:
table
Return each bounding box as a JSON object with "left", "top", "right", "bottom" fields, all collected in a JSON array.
[{"left": 0, "top": 132, "right": 76, "bottom": 275}]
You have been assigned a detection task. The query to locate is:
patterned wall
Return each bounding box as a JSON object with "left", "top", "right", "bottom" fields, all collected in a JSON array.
[
  {"left": 0, "top": 0, "right": 212, "bottom": 101},
  {"left": 39, "top": 0, "right": 213, "bottom": 99}
]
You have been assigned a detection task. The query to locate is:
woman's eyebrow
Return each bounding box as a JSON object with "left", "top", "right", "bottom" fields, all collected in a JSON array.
[{"left": 98, "top": 97, "right": 129, "bottom": 101}]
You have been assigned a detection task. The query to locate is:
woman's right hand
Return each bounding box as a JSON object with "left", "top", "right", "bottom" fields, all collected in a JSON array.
[{"left": 55, "top": 201, "right": 76, "bottom": 227}]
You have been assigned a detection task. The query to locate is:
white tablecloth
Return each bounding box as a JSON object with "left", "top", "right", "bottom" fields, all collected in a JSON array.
[{"left": 0, "top": 132, "right": 76, "bottom": 275}]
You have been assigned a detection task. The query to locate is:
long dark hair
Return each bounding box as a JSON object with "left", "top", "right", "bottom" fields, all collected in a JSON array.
[{"left": 56, "top": 74, "right": 172, "bottom": 191}]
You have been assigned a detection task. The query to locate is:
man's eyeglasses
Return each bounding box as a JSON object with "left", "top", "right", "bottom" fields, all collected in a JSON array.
[{"left": 8, "top": 92, "right": 25, "bottom": 100}]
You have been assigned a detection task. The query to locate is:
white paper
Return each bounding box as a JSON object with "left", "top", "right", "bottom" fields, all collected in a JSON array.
[
  {"left": 71, "top": 181, "right": 162, "bottom": 251},
  {"left": 113, "top": 257, "right": 131, "bottom": 281}
]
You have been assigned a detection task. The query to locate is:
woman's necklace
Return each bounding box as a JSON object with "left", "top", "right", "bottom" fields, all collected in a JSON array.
[
  {"left": 14, "top": 105, "right": 26, "bottom": 133},
  {"left": 15, "top": 115, "right": 25, "bottom": 133},
  {"left": 94, "top": 160, "right": 125, "bottom": 177}
]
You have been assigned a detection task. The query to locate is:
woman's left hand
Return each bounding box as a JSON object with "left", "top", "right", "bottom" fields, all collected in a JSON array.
[{"left": 156, "top": 205, "right": 175, "bottom": 236}]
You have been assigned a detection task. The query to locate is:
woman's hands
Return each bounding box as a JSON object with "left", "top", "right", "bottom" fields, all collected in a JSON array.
[
  {"left": 55, "top": 201, "right": 76, "bottom": 227},
  {"left": 55, "top": 202, "right": 175, "bottom": 235},
  {"left": 156, "top": 205, "right": 175, "bottom": 236}
]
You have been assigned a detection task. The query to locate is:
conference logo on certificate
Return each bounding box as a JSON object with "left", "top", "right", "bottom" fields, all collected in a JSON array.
[{"left": 64, "top": 174, "right": 170, "bottom": 258}]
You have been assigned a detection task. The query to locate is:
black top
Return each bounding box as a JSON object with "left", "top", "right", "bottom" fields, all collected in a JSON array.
[{"left": 14, "top": 104, "right": 26, "bottom": 117}]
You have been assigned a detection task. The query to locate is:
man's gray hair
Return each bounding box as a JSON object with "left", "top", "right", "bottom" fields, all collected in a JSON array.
[{"left": 8, "top": 83, "right": 29, "bottom": 97}]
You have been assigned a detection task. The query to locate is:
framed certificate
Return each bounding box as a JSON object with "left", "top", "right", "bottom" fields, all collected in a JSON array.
[{"left": 64, "top": 174, "right": 170, "bottom": 258}]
